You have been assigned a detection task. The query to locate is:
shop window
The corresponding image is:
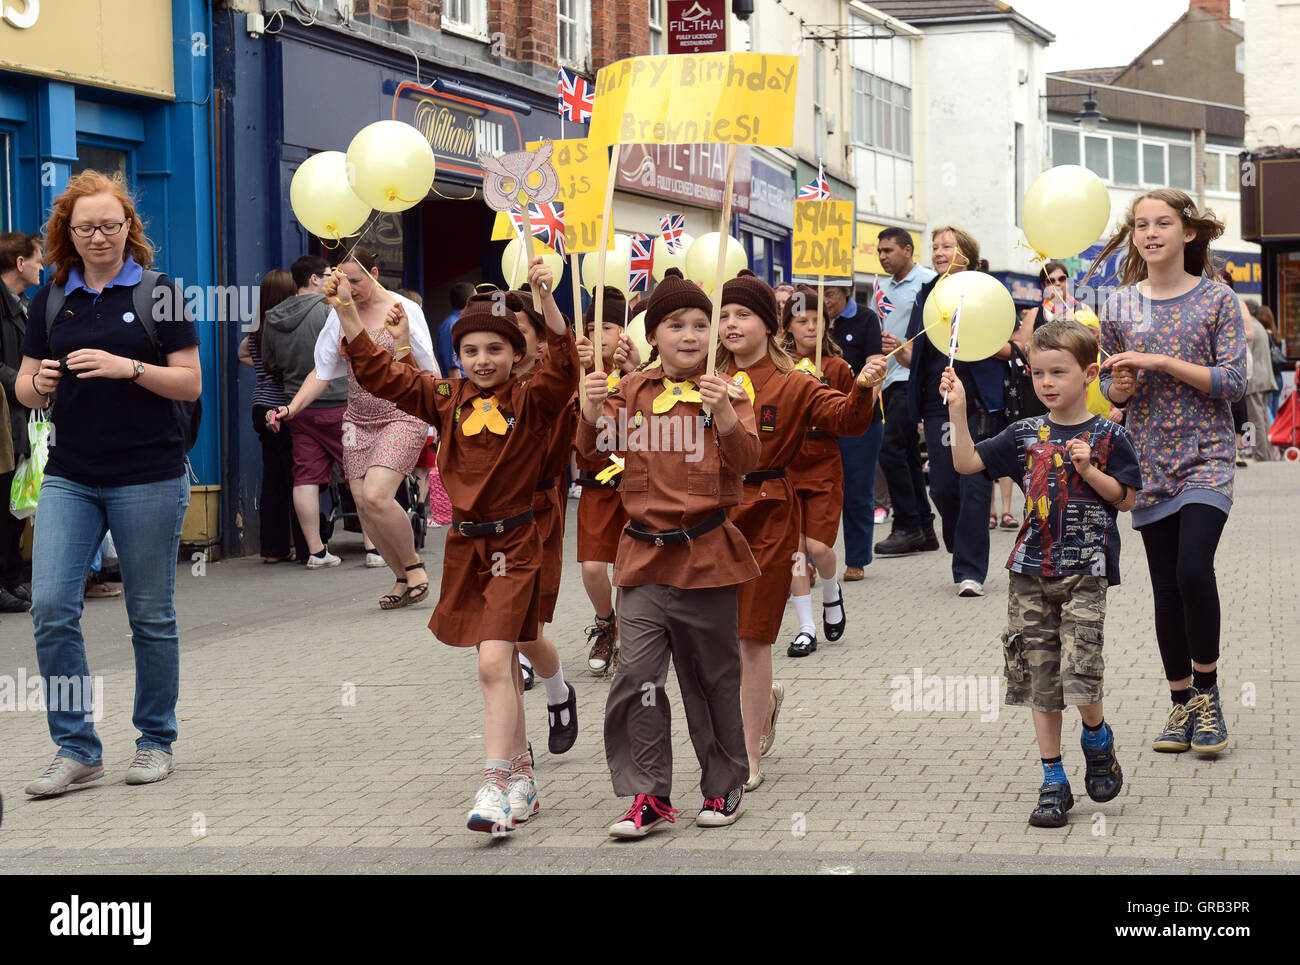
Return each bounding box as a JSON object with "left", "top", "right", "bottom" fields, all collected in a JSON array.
[{"left": 73, "top": 143, "right": 129, "bottom": 181}]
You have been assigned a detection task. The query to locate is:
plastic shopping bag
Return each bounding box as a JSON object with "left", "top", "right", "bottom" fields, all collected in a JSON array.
[{"left": 10, "top": 410, "right": 52, "bottom": 519}]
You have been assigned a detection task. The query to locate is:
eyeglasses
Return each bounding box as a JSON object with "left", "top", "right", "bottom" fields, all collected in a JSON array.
[{"left": 69, "top": 220, "right": 129, "bottom": 239}]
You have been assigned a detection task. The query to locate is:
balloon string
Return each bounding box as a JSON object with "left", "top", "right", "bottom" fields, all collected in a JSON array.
[
  {"left": 882, "top": 331, "right": 922, "bottom": 361},
  {"left": 431, "top": 185, "right": 478, "bottom": 201},
  {"left": 1015, "top": 239, "right": 1049, "bottom": 266},
  {"left": 333, "top": 209, "right": 385, "bottom": 270}
]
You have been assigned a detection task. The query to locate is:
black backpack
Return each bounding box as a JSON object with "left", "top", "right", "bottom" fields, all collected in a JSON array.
[
  {"left": 1003, "top": 342, "right": 1047, "bottom": 424},
  {"left": 44, "top": 270, "right": 202, "bottom": 452}
]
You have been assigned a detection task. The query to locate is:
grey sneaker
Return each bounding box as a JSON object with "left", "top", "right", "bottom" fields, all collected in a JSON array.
[
  {"left": 364, "top": 551, "right": 386, "bottom": 568},
  {"left": 25, "top": 755, "right": 104, "bottom": 797},
  {"left": 124, "top": 748, "right": 174, "bottom": 785},
  {"left": 306, "top": 548, "right": 341, "bottom": 569}
]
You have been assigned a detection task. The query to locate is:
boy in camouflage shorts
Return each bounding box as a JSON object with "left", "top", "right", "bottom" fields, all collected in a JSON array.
[{"left": 942, "top": 319, "right": 1142, "bottom": 828}]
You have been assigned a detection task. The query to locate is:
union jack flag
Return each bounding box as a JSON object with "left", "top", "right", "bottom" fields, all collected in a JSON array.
[
  {"left": 872, "top": 280, "right": 895, "bottom": 319},
  {"left": 510, "top": 201, "right": 567, "bottom": 257},
  {"left": 659, "top": 214, "right": 685, "bottom": 254},
  {"left": 558, "top": 67, "right": 595, "bottom": 124},
  {"left": 629, "top": 232, "right": 655, "bottom": 293},
  {"left": 798, "top": 162, "right": 831, "bottom": 201}
]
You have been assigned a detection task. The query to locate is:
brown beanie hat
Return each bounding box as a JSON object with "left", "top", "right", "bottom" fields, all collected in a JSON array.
[
  {"left": 721, "top": 269, "right": 779, "bottom": 335},
  {"left": 511, "top": 288, "right": 548, "bottom": 338},
  {"left": 453, "top": 290, "right": 527, "bottom": 355},
  {"left": 644, "top": 268, "right": 712, "bottom": 336},
  {"left": 583, "top": 286, "right": 628, "bottom": 328},
  {"left": 630, "top": 298, "right": 648, "bottom": 321}
]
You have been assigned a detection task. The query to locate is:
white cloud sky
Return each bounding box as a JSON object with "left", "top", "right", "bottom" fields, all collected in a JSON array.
[{"left": 1010, "top": 0, "right": 1246, "bottom": 72}]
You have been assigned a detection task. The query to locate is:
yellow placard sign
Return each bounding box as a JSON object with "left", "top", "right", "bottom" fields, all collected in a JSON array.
[
  {"left": 492, "top": 138, "right": 614, "bottom": 254},
  {"left": 589, "top": 53, "right": 797, "bottom": 148},
  {"left": 793, "top": 200, "right": 854, "bottom": 277}
]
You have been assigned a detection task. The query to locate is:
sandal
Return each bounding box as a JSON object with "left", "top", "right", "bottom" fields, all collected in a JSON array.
[
  {"left": 1000, "top": 513, "right": 1019, "bottom": 529},
  {"left": 379, "top": 578, "right": 407, "bottom": 610},
  {"left": 262, "top": 555, "right": 294, "bottom": 564},
  {"left": 85, "top": 581, "right": 122, "bottom": 599},
  {"left": 989, "top": 513, "right": 998, "bottom": 530},
  {"left": 379, "top": 562, "right": 430, "bottom": 610}
]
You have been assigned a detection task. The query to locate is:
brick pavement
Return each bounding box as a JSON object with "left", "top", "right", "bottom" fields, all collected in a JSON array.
[{"left": 1, "top": 464, "right": 1296, "bottom": 874}]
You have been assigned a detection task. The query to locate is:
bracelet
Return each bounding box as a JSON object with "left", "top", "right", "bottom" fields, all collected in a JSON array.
[{"left": 31, "top": 373, "right": 48, "bottom": 398}]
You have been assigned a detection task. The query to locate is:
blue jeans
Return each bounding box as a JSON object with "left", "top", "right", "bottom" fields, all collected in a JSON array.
[
  {"left": 837, "top": 419, "right": 885, "bottom": 568},
  {"left": 31, "top": 473, "right": 190, "bottom": 765},
  {"left": 923, "top": 415, "right": 992, "bottom": 584}
]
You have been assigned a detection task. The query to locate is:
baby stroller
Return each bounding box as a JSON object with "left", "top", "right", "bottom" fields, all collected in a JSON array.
[
  {"left": 1268, "top": 363, "right": 1300, "bottom": 463},
  {"left": 319, "top": 466, "right": 429, "bottom": 551}
]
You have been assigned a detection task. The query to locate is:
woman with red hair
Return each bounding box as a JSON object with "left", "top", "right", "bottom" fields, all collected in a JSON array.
[{"left": 15, "top": 170, "right": 201, "bottom": 796}]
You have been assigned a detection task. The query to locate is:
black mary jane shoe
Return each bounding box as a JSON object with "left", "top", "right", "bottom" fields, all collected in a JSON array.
[
  {"left": 787, "top": 630, "right": 817, "bottom": 658},
  {"left": 1028, "top": 782, "right": 1074, "bottom": 828},
  {"left": 547, "top": 683, "right": 579, "bottom": 754},
  {"left": 822, "top": 597, "right": 846, "bottom": 642}
]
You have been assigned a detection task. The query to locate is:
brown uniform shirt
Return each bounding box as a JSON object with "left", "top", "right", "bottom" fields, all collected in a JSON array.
[
  {"left": 575, "top": 364, "right": 761, "bottom": 589},
  {"left": 346, "top": 326, "right": 579, "bottom": 520},
  {"left": 731, "top": 354, "right": 875, "bottom": 472},
  {"left": 789, "top": 353, "right": 856, "bottom": 470}
]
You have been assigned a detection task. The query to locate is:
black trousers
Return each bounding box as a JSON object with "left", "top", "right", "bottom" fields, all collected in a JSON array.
[
  {"left": 252, "top": 405, "right": 308, "bottom": 560},
  {"left": 0, "top": 467, "right": 24, "bottom": 586},
  {"left": 923, "top": 414, "right": 992, "bottom": 584},
  {"left": 1137, "top": 504, "right": 1228, "bottom": 682},
  {"left": 878, "top": 383, "right": 933, "bottom": 533}
]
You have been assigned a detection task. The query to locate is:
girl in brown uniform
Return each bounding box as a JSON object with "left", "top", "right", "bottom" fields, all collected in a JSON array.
[
  {"left": 577, "top": 268, "right": 760, "bottom": 837},
  {"left": 782, "top": 287, "right": 855, "bottom": 658},
  {"left": 717, "top": 271, "right": 886, "bottom": 790},
  {"left": 573, "top": 288, "right": 635, "bottom": 675},
  {"left": 332, "top": 260, "right": 579, "bottom": 835}
]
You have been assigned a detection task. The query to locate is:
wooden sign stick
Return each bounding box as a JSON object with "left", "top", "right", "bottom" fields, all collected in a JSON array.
[
  {"left": 705, "top": 142, "right": 739, "bottom": 382},
  {"left": 814, "top": 275, "right": 825, "bottom": 376},
  {"left": 517, "top": 199, "right": 544, "bottom": 313},
  {"left": 571, "top": 252, "right": 585, "bottom": 405},
  {"left": 590, "top": 144, "right": 621, "bottom": 377}
]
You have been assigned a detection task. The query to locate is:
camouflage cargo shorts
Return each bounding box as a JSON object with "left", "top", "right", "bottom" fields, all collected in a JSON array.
[{"left": 1001, "top": 571, "right": 1107, "bottom": 712}]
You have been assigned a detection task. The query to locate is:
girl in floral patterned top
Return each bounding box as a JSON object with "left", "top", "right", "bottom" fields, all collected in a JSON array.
[{"left": 1093, "top": 188, "right": 1246, "bottom": 760}]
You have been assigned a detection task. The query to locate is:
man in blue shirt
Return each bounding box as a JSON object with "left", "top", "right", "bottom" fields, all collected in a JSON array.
[
  {"left": 873, "top": 227, "right": 939, "bottom": 557},
  {"left": 436, "top": 282, "right": 475, "bottom": 378},
  {"left": 825, "top": 281, "right": 883, "bottom": 581}
]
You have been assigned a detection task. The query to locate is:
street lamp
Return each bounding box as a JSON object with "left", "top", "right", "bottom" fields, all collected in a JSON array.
[{"left": 1041, "top": 89, "right": 1108, "bottom": 133}]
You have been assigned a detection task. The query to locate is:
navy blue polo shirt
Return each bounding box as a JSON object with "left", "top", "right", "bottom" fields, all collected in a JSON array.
[
  {"left": 21, "top": 257, "right": 200, "bottom": 487},
  {"left": 827, "top": 295, "right": 883, "bottom": 376}
]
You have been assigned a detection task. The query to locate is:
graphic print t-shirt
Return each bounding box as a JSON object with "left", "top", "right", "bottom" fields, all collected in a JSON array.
[{"left": 976, "top": 414, "right": 1142, "bottom": 585}]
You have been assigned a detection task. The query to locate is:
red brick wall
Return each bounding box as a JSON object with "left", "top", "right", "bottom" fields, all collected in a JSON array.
[{"left": 354, "top": 0, "right": 441, "bottom": 30}]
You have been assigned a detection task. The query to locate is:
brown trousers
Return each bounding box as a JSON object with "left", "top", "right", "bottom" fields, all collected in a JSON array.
[{"left": 605, "top": 583, "right": 749, "bottom": 800}]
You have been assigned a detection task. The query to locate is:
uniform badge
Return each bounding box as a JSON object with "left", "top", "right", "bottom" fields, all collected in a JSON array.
[
  {"left": 760, "top": 404, "right": 777, "bottom": 432},
  {"left": 453, "top": 405, "right": 462, "bottom": 424},
  {"left": 437, "top": 383, "right": 451, "bottom": 397},
  {"left": 702, "top": 411, "right": 713, "bottom": 429},
  {"left": 632, "top": 410, "right": 644, "bottom": 428}
]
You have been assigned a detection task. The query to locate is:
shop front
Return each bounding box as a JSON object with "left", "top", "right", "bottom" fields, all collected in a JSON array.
[
  {"left": 0, "top": 0, "right": 219, "bottom": 538},
  {"left": 1242, "top": 149, "right": 1300, "bottom": 358}
]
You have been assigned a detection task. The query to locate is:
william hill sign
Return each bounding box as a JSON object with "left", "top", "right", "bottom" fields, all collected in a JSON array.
[{"left": 667, "top": 1, "right": 727, "bottom": 55}]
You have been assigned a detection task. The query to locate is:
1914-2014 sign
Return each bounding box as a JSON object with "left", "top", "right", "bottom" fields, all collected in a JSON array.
[{"left": 667, "top": 1, "right": 727, "bottom": 55}]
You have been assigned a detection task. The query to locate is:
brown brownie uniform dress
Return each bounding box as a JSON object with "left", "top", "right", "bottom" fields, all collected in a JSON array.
[
  {"left": 575, "top": 371, "right": 630, "bottom": 563},
  {"left": 787, "top": 352, "right": 855, "bottom": 547},
  {"left": 346, "top": 322, "right": 579, "bottom": 647},
  {"left": 725, "top": 354, "right": 875, "bottom": 644},
  {"left": 576, "top": 352, "right": 761, "bottom": 798},
  {"left": 532, "top": 394, "right": 578, "bottom": 624}
]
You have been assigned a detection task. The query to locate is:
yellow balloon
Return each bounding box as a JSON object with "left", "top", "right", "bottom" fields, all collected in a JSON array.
[
  {"left": 652, "top": 232, "right": 694, "bottom": 282},
  {"left": 289, "top": 151, "right": 371, "bottom": 240},
  {"left": 501, "top": 237, "right": 564, "bottom": 290},
  {"left": 1021, "top": 165, "right": 1111, "bottom": 259},
  {"left": 625, "top": 311, "right": 652, "bottom": 362},
  {"left": 1073, "top": 309, "right": 1113, "bottom": 418},
  {"left": 346, "top": 120, "right": 436, "bottom": 213},
  {"left": 683, "top": 232, "right": 747, "bottom": 295},
  {"left": 579, "top": 234, "right": 633, "bottom": 296},
  {"left": 923, "top": 271, "right": 1016, "bottom": 361}
]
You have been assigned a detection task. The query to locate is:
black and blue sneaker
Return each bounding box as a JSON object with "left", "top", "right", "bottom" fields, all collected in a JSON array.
[
  {"left": 1028, "top": 782, "right": 1074, "bottom": 828},
  {"left": 1081, "top": 727, "right": 1124, "bottom": 803},
  {"left": 1188, "top": 685, "right": 1229, "bottom": 755},
  {"left": 1152, "top": 698, "right": 1195, "bottom": 753}
]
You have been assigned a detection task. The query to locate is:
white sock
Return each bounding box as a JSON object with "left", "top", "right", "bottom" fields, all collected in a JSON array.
[
  {"left": 822, "top": 579, "right": 843, "bottom": 625},
  {"left": 518, "top": 653, "right": 533, "bottom": 670},
  {"left": 792, "top": 594, "right": 815, "bottom": 635},
  {"left": 540, "top": 666, "right": 570, "bottom": 724}
]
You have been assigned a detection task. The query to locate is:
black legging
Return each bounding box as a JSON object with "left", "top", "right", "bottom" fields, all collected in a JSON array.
[{"left": 1137, "top": 504, "right": 1228, "bottom": 682}]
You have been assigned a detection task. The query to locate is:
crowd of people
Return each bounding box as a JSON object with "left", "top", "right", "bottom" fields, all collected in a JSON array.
[{"left": 10, "top": 170, "right": 1286, "bottom": 840}]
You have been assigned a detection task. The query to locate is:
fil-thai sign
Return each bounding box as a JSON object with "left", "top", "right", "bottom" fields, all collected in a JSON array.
[{"left": 666, "top": 1, "right": 727, "bottom": 56}]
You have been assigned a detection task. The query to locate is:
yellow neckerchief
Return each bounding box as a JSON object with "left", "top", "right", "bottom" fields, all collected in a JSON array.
[
  {"left": 793, "top": 356, "right": 819, "bottom": 377},
  {"left": 652, "top": 378, "right": 702, "bottom": 414},
  {"left": 730, "top": 370, "right": 756, "bottom": 406},
  {"left": 607, "top": 371, "right": 621, "bottom": 393},
  {"left": 460, "top": 395, "right": 508, "bottom": 436}
]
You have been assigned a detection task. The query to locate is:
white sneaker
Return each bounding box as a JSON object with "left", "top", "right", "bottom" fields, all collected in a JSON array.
[
  {"left": 124, "top": 747, "right": 174, "bottom": 785},
  {"left": 25, "top": 755, "right": 105, "bottom": 796},
  {"left": 958, "top": 579, "right": 984, "bottom": 597},
  {"left": 364, "top": 551, "right": 386, "bottom": 568},
  {"left": 467, "top": 784, "right": 514, "bottom": 833},
  {"left": 306, "top": 548, "right": 341, "bottom": 569},
  {"left": 506, "top": 775, "right": 539, "bottom": 823}
]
